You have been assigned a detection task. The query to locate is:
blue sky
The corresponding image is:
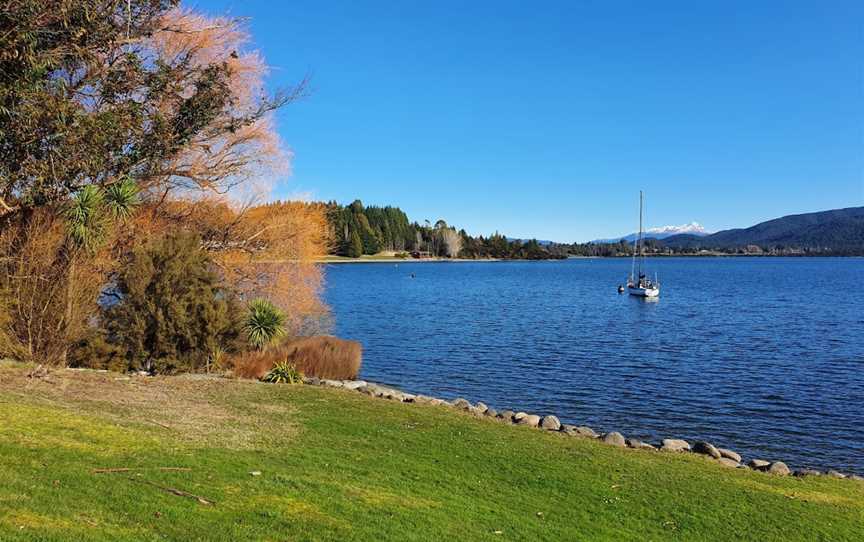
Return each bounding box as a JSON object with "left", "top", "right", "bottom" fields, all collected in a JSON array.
[{"left": 196, "top": 1, "right": 863, "bottom": 242}]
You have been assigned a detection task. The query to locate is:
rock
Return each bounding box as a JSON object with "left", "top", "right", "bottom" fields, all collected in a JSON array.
[
  {"left": 717, "top": 457, "right": 740, "bottom": 468},
  {"left": 497, "top": 410, "right": 515, "bottom": 422},
  {"left": 794, "top": 468, "right": 822, "bottom": 477},
  {"left": 626, "top": 439, "right": 656, "bottom": 450},
  {"left": 450, "top": 398, "right": 472, "bottom": 410},
  {"left": 540, "top": 416, "right": 561, "bottom": 431},
  {"left": 341, "top": 380, "right": 367, "bottom": 390},
  {"left": 321, "top": 379, "right": 343, "bottom": 388},
  {"left": 748, "top": 459, "right": 770, "bottom": 470},
  {"left": 485, "top": 408, "right": 498, "bottom": 418},
  {"left": 474, "top": 402, "right": 488, "bottom": 414},
  {"left": 602, "top": 432, "right": 626, "bottom": 447},
  {"left": 660, "top": 439, "right": 691, "bottom": 452},
  {"left": 718, "top": 448, "right": 742, "bottom": 463},
  {"left": 401, "top": 394, "right": 416, "bottom": 403},
  {"left": 826, "top": 470, "right": 847, "bottom": 479},
  {"left": 849, "top": 474, "right": 864, "bottom": 482},
  {"left": 303, "top": 376, "right": 321, "bottom": 386},
  {"left": 516, "top": 414, "right": 541, "bottom": 427},
  {"left": 767, "top": 462, "right": 791, "bottom": 476},
  {"left": 574, "top": 426, "right": 598, "bottom": 438},
  {"left": 356, "top": 385, "right": 374, "bottom": 395},
  {"left": 429, "top": 398, "right": 446, "bottom": 406},
  {"left": 692, "top": 441, "right": 721, "bottom": 459},
  {"left": 512, "top": 412, "right": 528, "bottom": 422},
  {"left": 249, "top": 471, "right": 262, "bottom": 476}
]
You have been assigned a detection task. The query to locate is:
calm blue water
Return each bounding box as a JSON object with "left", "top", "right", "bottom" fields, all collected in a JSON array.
[{"left": 324, "top": 258, "right": 864, "bottom": 473}]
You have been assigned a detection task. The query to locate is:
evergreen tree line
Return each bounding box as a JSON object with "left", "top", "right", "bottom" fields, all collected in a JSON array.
[
  {"left": 324, "top": 200, "right": 864, "bottom": 259},
  {"left": 325, "top": 200, "right": 568, "bottom": 259}
]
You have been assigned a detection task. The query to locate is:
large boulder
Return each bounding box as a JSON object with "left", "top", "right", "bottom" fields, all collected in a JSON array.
[
  {"left": 794, "top": 468, "right": 822, "bottom": 477},
  {"left": 718, "top": 448, "right": 741, "bottom": 463},
  {"left": 321, "top": 379, "right": 343, "bottom": 388},
  {"left": 602, "top": 432, "right": 626, "bottom": 447},
  {"left": 341, "top": 380, "right": 367, "bottom": 390},
  {"left": 626, "top": 438, "right": 656, "bottom": 450},
  {"left": 767, "top": 462, "right": 791, "bottom": 476},
  {"left": 717, "top": 457, "right": 740, "bottom": 468},
  {"left": 574, "top": 426, "right": 598, "bottom": 438},
  {"left": 485, "top": 407, "right": 498, "bottom": 418},
  {"left": 826, "top": 470, "right": 847, "bottom": 479},
  {"left": 748, "top": 459, "right": 770, "bottom": 470},
  {"left": 692, "top": 441, "right": 721, "bottom": 459},
  {"left": 540, "top": 416, "right": 562, "bottom": 431},
  {"left": 474, "top": 402, "right": 489, "bottom": 414},
  {"left": 515, "top": 414, "right": 541, "bottom": 427},
  {"left": 497, "top": 410, "right": 515, "bottom": 422},
  {"left": 450, "top": 398, "right": 471, "bottom": 410},
  {"left": 660, "top": 439, "right": 690, "bottom": 452}
]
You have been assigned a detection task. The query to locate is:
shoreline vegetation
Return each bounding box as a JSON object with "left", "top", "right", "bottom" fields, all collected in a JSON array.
[
  {"left": 316, "top": 252, "right": 862, "bottom": 264},
  {"left": 2, "top": 361, "right": 862, "bottom": 541},
  {"left": 322, "top": 200, "right": 864, "bottom": 260}
]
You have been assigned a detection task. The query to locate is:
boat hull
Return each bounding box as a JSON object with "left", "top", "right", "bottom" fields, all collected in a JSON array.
[{"left": 628, "top": 286, "right": 660, "bottom": 297}]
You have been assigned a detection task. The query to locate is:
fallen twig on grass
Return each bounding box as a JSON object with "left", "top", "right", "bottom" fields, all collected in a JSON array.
[
  {"left": 147, "top": 419, "right": 173, "bottom": 430},
  {"left": 92, "top": 467, "right": 193, "bottom": 474},
  {"left": 127, "top": 477, "right": 215, "bottom": 506}
]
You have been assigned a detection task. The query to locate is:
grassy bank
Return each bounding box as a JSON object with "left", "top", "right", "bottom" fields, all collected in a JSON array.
[{"left": 0, "top": 362, "right": 861, "bottom": 541}]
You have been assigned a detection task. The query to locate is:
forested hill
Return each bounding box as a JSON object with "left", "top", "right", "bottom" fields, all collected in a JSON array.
[
  {"left": 324, "top": 200, "right": 565, "bottom": 259},
  {"left": 662, "top": 207, "right": 864, "bottom": 253}
]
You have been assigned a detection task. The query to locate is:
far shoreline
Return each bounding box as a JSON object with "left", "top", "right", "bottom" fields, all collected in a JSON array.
[{"left": 317, "top": 254, "right": 862, "bottom": 263}]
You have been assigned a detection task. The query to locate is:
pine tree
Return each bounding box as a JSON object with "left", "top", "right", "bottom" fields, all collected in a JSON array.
[{"left": 348, "top": 230, "right": 364, "bottom": 258}]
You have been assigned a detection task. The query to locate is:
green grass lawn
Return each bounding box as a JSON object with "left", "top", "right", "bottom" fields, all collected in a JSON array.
[{"left": 0, "top": 362, "right": 861, "bottom": 541}]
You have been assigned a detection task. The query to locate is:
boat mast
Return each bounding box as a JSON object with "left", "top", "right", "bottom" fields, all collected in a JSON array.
[
  {"left": 630, "top": 196, "right": 637, "bottom": 283},
  {"left": 637, "top": 190, "right": 644, "bottom": 278}
]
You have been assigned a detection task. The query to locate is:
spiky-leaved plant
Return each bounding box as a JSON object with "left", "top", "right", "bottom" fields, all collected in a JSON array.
[
  {"left": 65, "top": 185, "right": 107, "bottom": 252},
  {"left": 245, "top": 298, "right": 286, "bottom": 350},
  {"left": 261, "top": 360, "right": 303, "bottom": 384}
]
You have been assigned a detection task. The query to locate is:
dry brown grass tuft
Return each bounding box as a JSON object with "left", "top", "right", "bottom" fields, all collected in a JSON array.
[{"left": 231, "top": 336, "right": 362, "bottom": 380}]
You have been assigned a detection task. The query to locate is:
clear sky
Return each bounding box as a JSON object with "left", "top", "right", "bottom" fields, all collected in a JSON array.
[{"left": 196, "top": 0, "right": 863, "bottom": 242}]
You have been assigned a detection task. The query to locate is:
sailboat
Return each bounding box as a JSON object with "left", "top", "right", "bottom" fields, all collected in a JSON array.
[{"left": 627, "top": 191, "right": 660, "bottom": 297}]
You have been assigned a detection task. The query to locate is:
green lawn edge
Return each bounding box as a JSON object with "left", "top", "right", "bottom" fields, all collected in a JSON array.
[{"left": 1, "top": 366, "right": 861, "bottom": 541}]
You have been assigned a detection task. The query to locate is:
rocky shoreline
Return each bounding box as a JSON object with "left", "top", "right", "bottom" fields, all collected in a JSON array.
[{"left": 304, "top": 376, "right": 863, "bottom": 481}]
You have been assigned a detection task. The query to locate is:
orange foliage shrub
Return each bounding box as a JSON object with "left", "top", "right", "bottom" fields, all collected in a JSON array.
[
  {"left": 231, "top": 336, "right": 362, "bottom": 380},
  {"left": 0, "top": 209, "right": 113, "bottom": 362},
  {"left": 122, "top": 198, "right": 333, "bottom": 337}
]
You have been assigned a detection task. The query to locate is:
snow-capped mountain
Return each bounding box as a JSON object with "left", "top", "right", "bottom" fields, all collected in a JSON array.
[{"left": 591, "top": 222, "right": 709, "bottom": 243}]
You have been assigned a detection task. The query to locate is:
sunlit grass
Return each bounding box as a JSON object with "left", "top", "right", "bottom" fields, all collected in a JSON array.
[{"left": 0, "top": 364, "right": 861, "bottom": 541}]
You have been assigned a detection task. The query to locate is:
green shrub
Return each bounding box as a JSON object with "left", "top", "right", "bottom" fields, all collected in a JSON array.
[
  {"left": 104, "top": 232, "right": 243, "bottom": 374},
  {"left": 67, "top": 332, "right": 127, "bottom": 372},
  {"left": 245, "top": 298, "right": 286, "bottom": 350},
  {"left": 261, "top": 360, "right": 303, "bottom": 384}
]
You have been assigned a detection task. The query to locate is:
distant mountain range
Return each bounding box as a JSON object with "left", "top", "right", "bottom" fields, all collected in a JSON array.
[
  {"left": 660, "top": 207, "right": 864, "bottom": 251},
  {"left": 591, "top": 222, "right": 709, "bottom": 244}
]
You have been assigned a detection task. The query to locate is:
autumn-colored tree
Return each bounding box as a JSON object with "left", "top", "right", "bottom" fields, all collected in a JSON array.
[{"left": 0, "top": 2, "right": 319, "bottom": 364}]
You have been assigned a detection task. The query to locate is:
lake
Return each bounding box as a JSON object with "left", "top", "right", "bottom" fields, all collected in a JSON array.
[{"left": 324, "top": 257, "right": 863, "bottom": 473}]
